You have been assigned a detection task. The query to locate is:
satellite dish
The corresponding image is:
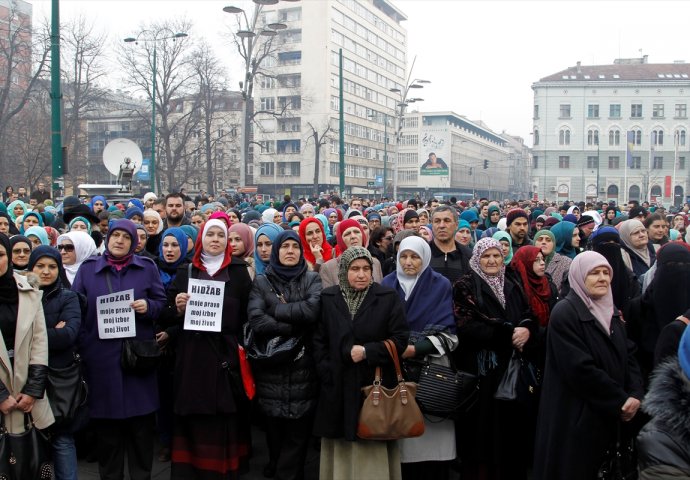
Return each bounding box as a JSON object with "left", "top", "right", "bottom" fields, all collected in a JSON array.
[{"left": 102, "top": 139, "right": 143, "bottom": 176}]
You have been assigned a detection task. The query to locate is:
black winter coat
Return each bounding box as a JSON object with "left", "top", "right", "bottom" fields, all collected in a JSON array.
[
  {"left": 533, "top": 291, "right": 644, "bottom": 480},
  {"left": 246, "top": 267, "right": 321, "bottom": 419},
  {"left": 166, "top": 258, "right": 252, "bottom": 416},
  {"left": 312, "top": 283, "right": 409, "bottom": 441},
  {"left": 41, "top": 282, "right": 82, "bottom": 368},
  {"left": 637, "top": 358, "right": 690, "bottom": 480}
]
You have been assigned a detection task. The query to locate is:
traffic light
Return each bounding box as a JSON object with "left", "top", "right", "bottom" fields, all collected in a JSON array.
[{"left": 483, "top": 159, "right": 489, "bottom": 169}]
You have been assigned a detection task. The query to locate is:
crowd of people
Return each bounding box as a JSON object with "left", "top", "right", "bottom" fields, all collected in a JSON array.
[{"left": 0, "top": 185, "right": 689, "bottom": 480}]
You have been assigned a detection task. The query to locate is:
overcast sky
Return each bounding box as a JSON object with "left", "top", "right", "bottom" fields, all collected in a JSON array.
[{"left": 32, "top": 0, "right": 690, "bottom": 145}]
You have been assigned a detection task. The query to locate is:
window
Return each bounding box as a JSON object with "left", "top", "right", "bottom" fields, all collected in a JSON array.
[
  {"left": 533, "top": 105, "right": 539, "bottom": 119},
  {"left": 587, "top": 129, "right": 599, "bottom": 146},
  {"left": 609, "top": 129, "right": 620, "bottom": 146},
  {"left": 260, "top": 97, "right": 275, "bottom": 110},
  {"left": 608, "top": 156, "right": 620, "bottom": 169},
  {"left": 609, "top": 104, "right": 621, "bottom": 118},
  {"left": 631, "top": 104, "right": 642, "bottom": 118},
  {"left": 559, "top": 129, "right": 571, "bottom": 145},
  {"left": 587, "top": 156, "right": 599, "bottom": 168},
  {"left": 679, "top": 157, "right": 686, "bottom": 169},
  {"left": 653, "top": 156, "right": 663, "bottom": 169},
  {"left": 260, "top": 162, "right": 274, "bottom": 176},
  {"left": 652, "top": 129, "right": 664, "bottom": 146},
  {"left": 558, "top": 156, "right": 570, "bottom": 168},
  {"left": 533, "top": 129, "right": 539, "bottom": 145},
  {"left": 653, "top": 104, "right": 665, "bottom": 118},
  {"left": 587, "top": 104, "right": 599, "bottom": 118},
  {"left": 675, "top": 103, "right": 687, "bottom": 118},
  {"left": 559, "top": 104, "right": 571, "bottom": 118},
  {"left": 532, "top": 156, "right": 538, "bottom": 169},
  {"left": 676, "top": 130, "right": 686, "bottom": 146},
  {"left": 630, "top": 156, "right": 642, "bottom": 169},
  {"left": 278, "top": 51, "right": 301, "bottom": 66},
  {"left": 631, "top": 129, "right": 642, "bottom": 145},
  {"left": 258, "top": 141, "right": 274, "bottom": 154},
  {"left": 276, "top": 139, "right": 300, "bottom": 154},
  {"left": 259, "top": 76, "right": 276, "bottom": 89}
]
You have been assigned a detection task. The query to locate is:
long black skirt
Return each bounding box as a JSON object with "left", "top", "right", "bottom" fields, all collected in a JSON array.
[{"left": 171, "top": 413, "right": 250, "bottom": 480}]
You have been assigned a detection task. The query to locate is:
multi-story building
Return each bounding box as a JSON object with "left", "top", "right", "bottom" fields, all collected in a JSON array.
[
  {"left": 0, "top": 0, "right": 32, "bottom": 89},
  {"left": 251, "top": 0, "right": 407, "bottom": 198},
  {"left": 532, "top": 57, "right": 690, "bottom": 206}
]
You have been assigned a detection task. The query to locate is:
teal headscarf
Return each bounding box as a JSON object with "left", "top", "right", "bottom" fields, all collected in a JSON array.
[
  {"left": 314, "top": 213, "right": 332, "bottom": 241},
  {"left": 7, "top": 200, "right": 27, "bottom": 222},
  {"left": 179, "top": 225, "right": 199, "bottom": 260},
  {"left": 254, "top": 223, "right": 283, "bottom": 275},
  {"left": 532, "top": 229, "right": 557, "bottom": 264},
  {"left": 551, "top": 221, "right": 578, "bottom": 259},
  {"left": 25, "top": 226, "right": 49, "bottom": 246},
  {"left": 19, "top": 211, "right": 44, "bottom": 234},
  {"left": 484, "top": 205, "right": 501, "bottom": 229},
  {"left": 492, "top": 231, "right": 514, "bottom": 265},
  {"left": 68, "top": 216, "right": 92, "bottom": 234}
]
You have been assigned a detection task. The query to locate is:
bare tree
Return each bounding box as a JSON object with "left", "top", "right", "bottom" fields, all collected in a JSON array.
[
  {"left": 305, "top": 121, "right": 335, "bottom": 198},
  {"left": 0, "top": 7, "right": 50, "bottom": 182},
  {"left": 61, "top": 15, "right": 108, "bottom": 190},
  {"left": 118, "top": 19, "right": 200, "bottom": 193}
]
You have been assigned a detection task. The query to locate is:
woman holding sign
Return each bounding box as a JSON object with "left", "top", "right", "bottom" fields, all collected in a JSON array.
[
  {"left": 72, "top": 219, "right": 167, "bottom": 480},
  {"left": 167, "top": 219, "right": 253, "bottom": 480},
  {"left": 247, "top": 230, "right": 322, "bottom": 479}
]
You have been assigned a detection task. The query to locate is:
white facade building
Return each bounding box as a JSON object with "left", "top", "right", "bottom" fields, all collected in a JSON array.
[
  {"left": 252, "top": 0, "right": 407, "bottom": 198},
  {"left": 532, "top": 57, "right": 690, "bottom": 206}
]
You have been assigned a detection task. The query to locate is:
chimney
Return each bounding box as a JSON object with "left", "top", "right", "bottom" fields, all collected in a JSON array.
[{"left": 576, "top": 61, "right": 582, "bottom": 74}]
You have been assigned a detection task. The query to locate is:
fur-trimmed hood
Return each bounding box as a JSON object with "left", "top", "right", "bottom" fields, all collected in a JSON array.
[{"left": 642, "top": 358, "right": 690, "bottom": 445}]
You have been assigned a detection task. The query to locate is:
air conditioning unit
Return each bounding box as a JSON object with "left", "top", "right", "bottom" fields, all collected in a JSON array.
[{"left": 549, "top": 186, "right": 557, "bottom": 192}]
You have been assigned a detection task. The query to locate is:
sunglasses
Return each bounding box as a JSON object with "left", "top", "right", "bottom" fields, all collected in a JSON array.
[{"left": 57, "top": 245, "right": 75, "bottom": 252}]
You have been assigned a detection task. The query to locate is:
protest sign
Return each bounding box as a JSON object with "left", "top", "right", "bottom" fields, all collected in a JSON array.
[
  {"left": 184, "top": 278, "right": 225, "bottom": 332},
  {"left": 96, "top": 289, "right": 136, "bottom": 339}
]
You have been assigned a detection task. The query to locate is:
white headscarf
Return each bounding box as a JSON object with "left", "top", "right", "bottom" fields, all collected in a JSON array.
[
  {"left": 396, "top": 236, "right": 431, "bottom": 300},
  {"left": 143, "top": 192, "right": 157, "bottom": 203},
  {"left": 57, "top": 230, "right": 97, "bottom": 284},
  {"left": 200, "top": 219, "right": 227, "bottom": 276},
  {"left": 143, "top": 209, "right": 164, "bottom": 234},
  {"left": 262, "top": 208, "right": 278, "bottom": 224}
]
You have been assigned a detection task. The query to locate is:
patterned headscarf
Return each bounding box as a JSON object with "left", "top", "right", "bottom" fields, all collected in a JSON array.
[
  {"left": 469, "top": 238, "right": 506, "bottom": 308},
  {"left": 338, "top": 246, "right": 373, "bottom": 316}
]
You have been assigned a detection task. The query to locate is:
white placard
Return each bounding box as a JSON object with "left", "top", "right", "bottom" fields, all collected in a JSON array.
[
  {"left": 96, "top": 289, "right": 136, "bottom": 339},
  {"left": 184, "top": 279, "right": 225, "bottom": 332}
]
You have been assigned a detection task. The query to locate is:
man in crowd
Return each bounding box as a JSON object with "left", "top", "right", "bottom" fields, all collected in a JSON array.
[
  {"left": 428, "top": 205, "right": 471, "bottom": 284},
  {"left": 30, "top": 182, "right": 51, "bottom": 204},
  {"left": 645, "top": 213, "right": 669, "bottom": 251},
  {"left": 164, "top": 192, "right": 188, "bottom": 227},
  {"left": 506, "top": 208, "right": 530, "bottom": 253},
  {"left": 16, "top": 186, "right": 28, "bottom": 202}
]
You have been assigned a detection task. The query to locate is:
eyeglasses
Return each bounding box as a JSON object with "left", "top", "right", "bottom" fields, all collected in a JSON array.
[
  {"left": 57, "top": 245, "right": 75, "bottom": 252},
  {"left": 12, "top": 248, "right": 30, "bottom": 254}
]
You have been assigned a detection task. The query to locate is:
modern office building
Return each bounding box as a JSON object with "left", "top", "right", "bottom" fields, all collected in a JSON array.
[{"left": 532, "top": 57, "right": 690, "bottom": 206}]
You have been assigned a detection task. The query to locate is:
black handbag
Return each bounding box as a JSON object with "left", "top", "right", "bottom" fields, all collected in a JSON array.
[
  {"left": 46, "top": 353, "right": 88, "bottom": 428},
  {"left": 494, "top": 350, "right": 542, "bottom": 406},
  {"left": 0, "top": 413, "right": 52, "bottom": 479},
  {"left": 120, "top": 339, "right": 161, "bottom": 375},
  {"left": 414, "top": 336, "right": 479, "bottom": 419}
]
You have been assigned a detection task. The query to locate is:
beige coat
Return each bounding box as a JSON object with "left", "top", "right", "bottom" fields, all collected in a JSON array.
[{"left": 0, "top": 273, "right": 54, "bottom": 433}]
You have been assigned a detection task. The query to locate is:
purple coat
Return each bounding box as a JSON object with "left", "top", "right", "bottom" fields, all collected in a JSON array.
[{"left": 73, "top": 255, "right": 167, "bottom": 419}]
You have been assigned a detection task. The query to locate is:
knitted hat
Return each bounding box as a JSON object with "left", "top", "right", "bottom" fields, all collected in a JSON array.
[
  {"left": 628, "top": 206, "right": 647, "bottom": 219},
  {"left": 577, "top": 215, "right": 595, "bottom": 228},
  {"left": 506, "top": 208, "right": 528, "bottom": 227},
  {"left": 679, "top": 326, "right": 690, "bottom": 380}
]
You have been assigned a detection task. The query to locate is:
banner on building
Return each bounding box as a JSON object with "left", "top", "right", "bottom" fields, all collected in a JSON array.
[{"left": 419, "top": 128, "right": 450, "bottom": 188}]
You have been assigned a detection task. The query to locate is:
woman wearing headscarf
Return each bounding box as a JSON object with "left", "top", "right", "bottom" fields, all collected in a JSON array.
[
  {"left": 0, "top": 212, "right": 19, "bottom": 236},
  {"left": 533, "top": 252, "right": 644, "bottom": 480},
  {"left": 228, "top": 222, "right": 256, "bottom": 280},
  {"left": 381, "top": 237, "right": 457, "bottom": 479},
  {"left": 254, "top": 222, "right": 283, "bottom": 276},
  {"left": 313, "top": 247, "right": 409, "bottom": 480},
  {"left": 484, "top": 205, "right": 501, "bottom": 230},
  {"left": 550, "top": 220, "right": 579, "bottom": 260},
  {"left": 299, "top": 217, "right": 333, "bottom": 273},
  {"left": 246, "top": 230, "right": 321, "bottom": 479},
  {"left": 533, "top": 228, "right": 571, "bottom": 295},
  {"left": 25, "top": 225, "right": 50, "bottom": 248},
  {"left": 143, "top": 209, "right": 164, "bottom": 257},
  {"left": 6, "top": 199, "right": 27, "bottom": 224},
  {"left": 319, "top": 219, "right": 383, "bottom": 288},
  {"left": 602, "top": 205, "right": 619, "bottom": 226},
  {"left": 57, "top": 231, "right": 97, "bottom": 287},
  {"left": 68, "top": 216, "right": 92, "bottom": 234},
  {"left": 455, "top": 220, "right": 473, "bottom": 247},
  {"left": 452, "top": 237, "right": 534, "bottom": 479},
  {"left": 619, "top": 218, "right": 656, "bottom": 278},
  {"left": 262, "top": 208, "right": 280, "bottom": 225},
  {"left": 628, "top": 242, "right": 690, "bottom": 380},
  {"left": 179, "top": 225, "right": 198, "bottom": 261},
  {"left": 0, "top": 231, "right": 54, "bottom": 459},
  {"left": 399, "top": 210, "right": 420, "bottom": 233},
  {"left": 72, "top": 219, "right": 167, "bottom": 480},
  {"left": 9, "top": 235, "right": 31, "bottom": 273},
  {"left": 492, "top": 230, "right": 514, "bottom": 265},
  {"left": 167, "top": 219, "right": 253, "bottom": 479},
  {"left": 19, "top": 210, "right": 44, "bottom": 234},
  {"left": 28, "top": 246, "right": 83, "bottom": 479},
  {"left": 124, "top": 207, "right": 144, "bottom": 224}
]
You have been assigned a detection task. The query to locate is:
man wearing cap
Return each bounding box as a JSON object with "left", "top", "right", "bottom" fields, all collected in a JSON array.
[
  {"left": 577, "top": 215, "right": 596, "bottom": 246},
  {"left": 506, "top": 208, "right": 530, "bottom": 254}
]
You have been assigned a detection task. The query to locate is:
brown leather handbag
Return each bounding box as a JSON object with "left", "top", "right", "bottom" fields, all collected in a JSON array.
[{"left": 356, "top": 339, "right": 425, "bottom": 440}]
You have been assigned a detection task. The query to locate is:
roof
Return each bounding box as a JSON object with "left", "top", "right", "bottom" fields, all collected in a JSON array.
[{"left": 537, "top": 63, "right": 690, "bottom": 83}]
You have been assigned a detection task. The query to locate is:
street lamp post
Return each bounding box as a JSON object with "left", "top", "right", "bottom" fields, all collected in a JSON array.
[
  {"left": 389, "top": 57, "right": 430, "bottom": 200},
  {"left": 223, "top": 0, "right": 296, "bottom": 191},
  {"left": 368, "top": 113, "right": 390, "bottom": 199},
  {"left": 124, "top": 31, "right": 188, "bottom": 194}
]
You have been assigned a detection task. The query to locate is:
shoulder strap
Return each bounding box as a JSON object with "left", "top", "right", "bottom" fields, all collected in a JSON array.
[
  {"left": 677, "top": 316, "right": 690, "bottom": 326},
  {"left": 383, "top": 339, "right": 403, "bottom": 382}
]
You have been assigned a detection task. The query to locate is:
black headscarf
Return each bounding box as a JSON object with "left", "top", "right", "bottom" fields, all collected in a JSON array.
[
  {"left": 591, "top": 226, "right": 632, "bottom": 311},
  {"left": 0, "top": 212, "right": 18, "bottom": 236},
  {"left": 646, "top": 243, "right": 690, "bottom": 330},
  {"left": 0, "top": 233, "right": 18, "bottom": 303},
  {"left": 27, "top": 245, "right": 70, "bottom": 290},
  {"left": 268, "top": 230, "right": 306, "bottom": 282},
  {"left": 9, "top": 235, "right": 32, "bottom": 271}
]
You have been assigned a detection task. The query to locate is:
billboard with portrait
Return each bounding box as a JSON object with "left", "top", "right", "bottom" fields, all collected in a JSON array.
[{"left": 419, "top": 128, "right": 450, "bottom": 188}]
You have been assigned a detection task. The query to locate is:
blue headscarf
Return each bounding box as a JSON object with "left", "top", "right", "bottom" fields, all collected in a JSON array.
[
  {"left": 268, "top": 230, "right": 306, "bottom": 281},
  {"left": 551, "top": 220, "right": 578, "bottom": 259},
  {"left": 179, "top": 225, "right": 199, "bottom": 261},
  {"left": 125, "top": 206, "right": 144, "bottom": 221},
  {"left": 27, "top": 245, "right": 70, "bottom": 289},
  {"left": 128, "top": 198, "right": 144, "bottom": 211},
  {"left": 25, "top": 226, "right": 49, "bottom": 246},
  {"left": 90, "top": 195, "right": 109, "bottom": 212},
  {"left": 158, "top": 227, "right": 189, "bottom": 289},
  {"left": 254, "top": 223, "right": 283, "bottom": 275},
  {"left": 315, "top": 213, "right": 332, "bottom": 240},
  {"left": 20, "top": 211, "right": 44, "bottom": 234}
]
